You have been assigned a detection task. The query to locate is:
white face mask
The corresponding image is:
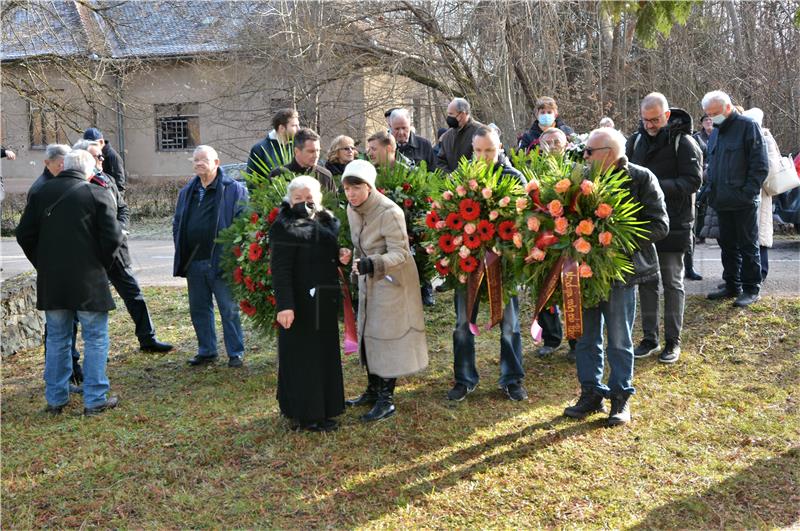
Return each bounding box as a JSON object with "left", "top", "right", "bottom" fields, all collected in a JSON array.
[{"left": 711, "top": 114, "right": 726, "bottom": 126}]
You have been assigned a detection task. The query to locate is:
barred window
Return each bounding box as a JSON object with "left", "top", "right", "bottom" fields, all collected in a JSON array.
[
  {"left": 29, "top": 105, "right": 68, "bottom": 149},
  {"left": 155, "top": 103, "right": 200, "bottom": 151}
]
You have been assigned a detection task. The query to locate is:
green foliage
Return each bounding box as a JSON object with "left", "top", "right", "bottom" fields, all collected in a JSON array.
[
  {"left": 245, "top": 140, "right": 294, "bottom": 182},
  {"left": 602, "top": 0, "right": 698, "bottom": 48}
]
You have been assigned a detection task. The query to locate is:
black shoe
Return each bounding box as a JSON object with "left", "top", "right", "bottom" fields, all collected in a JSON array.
[
  {"left": 421, "top": 284, "right": 435, "bottom": 307},
  {"left": 84, "top": 395, "right": 119, "bottom": 416},
  {"left": 566, "top": 348, "right": 576, "bottom": 363},
  {"left": 227, "top": 356, "right": 243, "bottom": 368},
  {"left": 535, "top": 345, "right": 557, "bottom": 358},
  {"left": 633, "top": 339, "right": 660, "bottom": 359},
  {"left": 685, "top": 270, "right": 703, "bottom": 281},
  {"left": 294, "top": 419, "right": 339, "bottom": 432},
  {"left": 733, "top": 292, "right": 760, "bottom": 308},
  {"left": 361, "top": 378, "right": 396, "bottom": 422},
  {"left": 658, "top": 341, "right": 681, "bottom": 364},
  {"left": 346, "top": 373, "right": 381, "bottom": 407},
  {"left": 504, "top": 382, "right": 528, "bottom": 401},
  {"left": 708, "top": 287, "right": 741, "bottom": 300},
  {"left": 71, "top": 359, "right": 83, "bottom": 385},
  {"left": 564, "top": 390, "right": 606, "bottom": 419},
  {"left": 44, "top": 402, "right": 67, "bottom": 415},
  {"left": 608, "top": 393, "right": 631, "bottom": 426},
  {"left": 140, "top": 338, "right": 174, "bottom": 352},
  {"left": 446, "top": 382, "right": 476, "bottom": 401},
  {"left": 187, "top": 355, "right": 217, "bottom": 366}
]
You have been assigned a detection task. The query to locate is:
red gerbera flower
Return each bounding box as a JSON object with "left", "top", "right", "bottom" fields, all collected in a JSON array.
[
  {"left": 239, "top": 299, "right": 257, "bottom": 316},
  {"left": 464, "top": 232, "right": 481, "bottom": 249},
  {"left": 248, "top": 242, "right": 263, "bottom": 262},
  {"left": 403, "top": 198, "right": 414, "bottom": 208},
  {"left": 438, "top": 233, "right": 457, "bottom": 254},
  {"left": 426, "top": 211, "right": 441, "bottom": 229},
  {"left": 445, "top": 213, "right": 465, "bottom": 230},
  {"left": 459, "top": 255, "right": 479, "bottom": 273},
  {"left": 268, "top": 207, "right": 279, "bottom": 224},
  {"left": 402, "top": 182, "right": 411, "bottom": 191},
  {"left": 434, "top": 261, "right": 450, "bottom": 276},
  {"left": 497, "top": 220, "right": 516, "bottom": 241},
  {"left": 232, "top": 246, "right": 242, "bottom": 258},
  {"left": 250, "top": 212, "right": 259, "bottom": 224},
  {"left": 459, "top": 198, "right": 480, "bottom": 221},
  {"left": 233, "top": 266, "right": 243, "bottom": 284},
  {"left": 244, "top": 276, "right": 256, "bottom": 292},
  {"left": 477, "top": 220, "right": 495, "bottom": 241}
]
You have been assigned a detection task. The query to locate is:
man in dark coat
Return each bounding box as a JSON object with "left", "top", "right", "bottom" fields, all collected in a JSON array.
[
  {"left": 268, "top": 128, "right": 335, "bottom": 192},
  {"left": 83, "top": 128, "right": 126, "bottom": 193},
  {"left": 564, "top": 128, "right": 668, "bottom": 427},
  {"left": 173, "top": 145, "right": 249, "bottom": 367},
  {"left": 625, "top": 93, "right": 703, "bottom": 364},
  {"left": 436, "top": 98, "right": 484, "bottom": 173},
  {"left": 389, "top": 108, "right": 436, "bottom": 169},
  {"left": 17, "top": 149, "right": 124, "bottom": 415},
  {"left": 517, "top": 96, "right": 575, "bottom": 152},
  {"left": 246, "top": 108, "right": 299, "bottom": 178},
  {"left": 702, "top": 90, "right": 769, "bottom": 307}
]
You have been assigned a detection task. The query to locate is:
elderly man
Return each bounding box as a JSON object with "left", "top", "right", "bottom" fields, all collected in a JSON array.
[
  {"left": 173, "top": 145, "right": 249, "bottom": 367},
  {"left": 17, "top": 149, "right": 124, "bottom": 415},
  {"left": 448, "top": 126, "right": 528, "bottom": 403},
  {"left": 389, "top": 108, "right": 436, "bottom": 169},
  {"left": 436, "top": 98, "right": 484, "bottom": 173},
  {"left": 563, "top": 128, "right": 668, "bottom": 427},
  {"left": 29, "top": 144, "right": 69, "bottom": 198},
  {"left": 268, "top": 128, "right": 335, "bottom": 192},
  {"left": 367, "top": 130, "right": 414, "bottom": 169},
  {"left": 75, "top": 140, "right": 174, "bottom": 353},
  {"left": 702, "top": 90, "right": 769, "bottom": 308},
  {"left": 83, "top": 128, "right": 126, "bottom": 193},
  {"left": 247, "top": 108, "right": 300, "bottom": 176},
  {"left": 626, "top": 93, "right": 702, "bottom": 364}
]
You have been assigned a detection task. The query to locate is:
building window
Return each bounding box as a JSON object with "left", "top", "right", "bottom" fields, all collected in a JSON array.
[
  {"left": 29, "top": 105, "right": 68, "bottom": 149},
  {"left": 155, "top": 103, "right": 200, "bottom": 151}
]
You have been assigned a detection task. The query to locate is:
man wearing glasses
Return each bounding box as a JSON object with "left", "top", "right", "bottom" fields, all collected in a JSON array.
[
  {"left": 563, "top": 128, "right": 668, "bottom": 427},
  {"left": 83, "top": 128, "right": 126, "bottom": 193}
]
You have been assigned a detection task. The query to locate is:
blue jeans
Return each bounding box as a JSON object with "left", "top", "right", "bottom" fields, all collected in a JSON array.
[
  {"left": 45, "top": 310, "right": 110, "bottom": 408},
  {"left": 574, "top": 284, "right": 636, "bottom": 397},
  {"left": 186, "top": 259, "right": 244, "bottom": 359},
  {"left": 453, "top": 290, "right": 524, "bottom": 388}
]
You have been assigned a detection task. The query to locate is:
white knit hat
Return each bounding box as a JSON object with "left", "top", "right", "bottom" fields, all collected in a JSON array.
[{"left": 342, "top": 159, "right": 377, "bottom": 189}]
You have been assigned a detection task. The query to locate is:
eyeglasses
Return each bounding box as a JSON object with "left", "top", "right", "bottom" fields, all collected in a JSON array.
[
  {"left": 583, "top": 146, "right": 611, "bottom": 157},
  {"left": 641, "top": 115, "right": 666, "bottom": 126},
  {"left": 339, "top": 146, "right": 357, "bottom": 152}
]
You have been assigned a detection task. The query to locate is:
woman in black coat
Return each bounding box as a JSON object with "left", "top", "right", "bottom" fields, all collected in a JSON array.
[{"left": 270, "top": 175, "right": 350, "bottom": 432}]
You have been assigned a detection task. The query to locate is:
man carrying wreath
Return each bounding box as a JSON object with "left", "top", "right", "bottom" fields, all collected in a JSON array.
[{"left": 563, "top": 128, "right": 668, "bottom": 426}]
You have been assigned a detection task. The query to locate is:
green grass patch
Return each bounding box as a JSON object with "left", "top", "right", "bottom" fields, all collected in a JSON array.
[{"left": 2, "top": 290, "right": 799, "bottom": 528}]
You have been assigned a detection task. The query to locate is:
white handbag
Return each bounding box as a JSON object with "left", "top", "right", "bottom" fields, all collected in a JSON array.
[{"left": 762, "top": 129, "right": 800, "bottom": 196}]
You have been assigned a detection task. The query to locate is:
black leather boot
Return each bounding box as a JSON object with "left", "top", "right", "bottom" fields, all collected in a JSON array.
[
  {"left": 684, "top": 251, "right": 703, "bottom": 280},
  {"left": 361, "top": 378, "right": 396, "bottom": 422},
  {"left": 345, "top": 373, "right": 381, "bottom": 407}
]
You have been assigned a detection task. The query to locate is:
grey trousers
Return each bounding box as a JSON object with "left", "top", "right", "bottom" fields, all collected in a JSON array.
[{"left": 639, "top": 251, "right": 685, "bottom": 345}]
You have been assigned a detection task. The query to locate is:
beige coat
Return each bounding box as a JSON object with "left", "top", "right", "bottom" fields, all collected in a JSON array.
[{"left": 348, "top": 191, "right": 428, "bottom": 378}]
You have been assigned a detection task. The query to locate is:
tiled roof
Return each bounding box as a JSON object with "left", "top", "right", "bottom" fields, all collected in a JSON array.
[{"left": 1, "top": 0, "right": 270, "bottom": 61}]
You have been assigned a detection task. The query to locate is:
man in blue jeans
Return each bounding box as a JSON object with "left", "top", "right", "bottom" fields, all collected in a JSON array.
[
  {"left": 563, "top": 128, "right": 668, "bottom": 426},
  {"left": 17, "top": 149, "right": 124, "bottom": 415},
  {"left": 173, "top": 145, "right": 249, "bottom": 367}
]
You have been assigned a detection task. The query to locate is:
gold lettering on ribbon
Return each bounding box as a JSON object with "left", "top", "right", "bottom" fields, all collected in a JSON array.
[{"left": 560, "top": 258, "right": 583, "bottom": 339}]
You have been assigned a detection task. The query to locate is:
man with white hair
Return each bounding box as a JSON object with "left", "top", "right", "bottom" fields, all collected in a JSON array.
[
  {"left": 173, "top": 145, "right": 249, "bottom": 367},
  {"left": 563, "top": 128, "right": 668, "bottom": 427},
  {"left": 389, "top": 108, "right": 436, "bottom": 169},
  {"left": 17, "top": 149, "right": 124, "bottom": 416},
  {"left": 28, "top": 144, "right": 70, "bottom": 198},
  {"left": 701, "top": 90, "right": 769, "bottom": 307},
  {"left": 626, "top": 92, "right": 702, "bottom": 364},
  {"left": 436, "top": 97, "right": 484, "bottom": 172}
]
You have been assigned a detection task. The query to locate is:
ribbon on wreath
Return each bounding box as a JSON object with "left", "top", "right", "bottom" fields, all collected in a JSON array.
[
  {"left": 337, "top": 267, "right": 359, "bottom": 354},
  {"left": 466, "top": 249, "right": 504, "bottom": 336},
  {"left": 530, "top": 255, "right": 583, "bottom": 340}
]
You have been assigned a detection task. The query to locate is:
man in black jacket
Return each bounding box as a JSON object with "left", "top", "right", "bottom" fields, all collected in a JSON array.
[
  {"left": 625, "top": 93, "right": 703, "bottom": 364},
  {"left": 436, "top": 98, "right": 484, "bottom": 173},
  {"left": 389, "top": 108, "right": 436, "bottom": 169},
  {"left": 702, "top": 90, "right": 769, "bottom": 307},
  {"left": 563, "top": 128, "right": 668, "bottom": 427},
  {"left": 17, "top": 149, "right": 124, "bottom": 415},
  {"left": 83, "top": 128, "right": 125, "bottom": 193},
  {"left": 268, "top": 128, "right": 335, "bottom": 192},
  {"left": 246, "top": 108, "right": 299, "bottom": 177}
]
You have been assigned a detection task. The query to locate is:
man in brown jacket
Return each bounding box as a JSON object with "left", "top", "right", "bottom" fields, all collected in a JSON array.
[{"left": 435, "top": 98, "right": 484, "bottom": 173}]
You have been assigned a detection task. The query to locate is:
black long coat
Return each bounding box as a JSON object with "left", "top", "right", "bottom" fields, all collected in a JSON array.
[
  {"left": 269, "top": 203, "right": 344, "bottom": 423},
  {"left": 16, "top": 169, "right": 123, "bottom": 311}
]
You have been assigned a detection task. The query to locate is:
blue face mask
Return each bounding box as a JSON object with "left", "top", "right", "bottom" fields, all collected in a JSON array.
[
  {"left": 711, "top": 114, "right": 726, "bottom": 126},
  {"left": 538, "top": 113, "right": 556, "bottom": 127}
]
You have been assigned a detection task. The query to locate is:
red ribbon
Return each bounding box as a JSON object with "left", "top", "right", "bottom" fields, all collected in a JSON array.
[{"left": 338, "top": 267, "right": 358, "bottom": 355}]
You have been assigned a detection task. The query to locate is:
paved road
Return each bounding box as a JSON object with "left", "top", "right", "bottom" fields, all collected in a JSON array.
[{"left": 2, "top": 237, "right": 799, "bottom": 296}]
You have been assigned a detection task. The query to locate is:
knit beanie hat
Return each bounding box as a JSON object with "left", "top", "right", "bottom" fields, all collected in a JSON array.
[{"left": 342, "top": 159, "right": 377, "bottom": 189}]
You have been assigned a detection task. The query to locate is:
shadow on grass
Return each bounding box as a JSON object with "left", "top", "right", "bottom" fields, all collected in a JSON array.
[{"left": 630, "top": 446, "right": 800, "bottom": 529}]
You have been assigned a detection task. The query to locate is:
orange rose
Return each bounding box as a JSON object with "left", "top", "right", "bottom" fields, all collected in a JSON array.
[
  {"left": 580, "top": 179, "right": 595, "bottom": 196},
  {"left": 595, "top": 203, "right": 613, "bottom": 218},
  {"left": 512, "top": 232, "right": 523, "bottom": 249},
  {"left": 573, "top": 237, "right": 591, "bottom": 254},
  {"left": 575, "top": 219, "right": 595, "bottom": 236},
  {"left": 555, "top": 179, "right": 571, "bottom": 194},
  {"left": 548, "top": 199, "right": 564, "bottom": 217},
  {"left": 525, "top": 248, "right": 546, "bottom": 263},
  {"left": 599, "top": 231, "right": 613, "bottom": 246},
  {"left": 526, "top": 216, "right": 541, "bottom": 232},
  {"left": 554, "top": 216, "right": 569, "bottom": 235},
  {"left": 579, "top": 262, "right": 593, "bottom": 278}
]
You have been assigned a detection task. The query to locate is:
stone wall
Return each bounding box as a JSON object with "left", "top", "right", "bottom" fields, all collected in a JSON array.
[{"left": 1, "top": 272, "right": 44, "bottom": 356}]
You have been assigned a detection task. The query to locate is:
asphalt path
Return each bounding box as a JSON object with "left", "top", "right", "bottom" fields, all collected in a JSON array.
[{"left": 2, "top": 237, "right": 799, "bottom": 296}]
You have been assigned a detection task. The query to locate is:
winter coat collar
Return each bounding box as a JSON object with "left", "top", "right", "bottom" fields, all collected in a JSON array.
[{"left": 351, "top": 189, "right": 382, "bottom": 217}]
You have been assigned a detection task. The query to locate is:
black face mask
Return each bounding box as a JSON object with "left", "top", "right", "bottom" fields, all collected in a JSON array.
[
  {"left": 446, "top": 115, "right": 460, "bottom": 128},
  {"left": 291, "top": 201, "right": 313, "bottom": 218}
]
